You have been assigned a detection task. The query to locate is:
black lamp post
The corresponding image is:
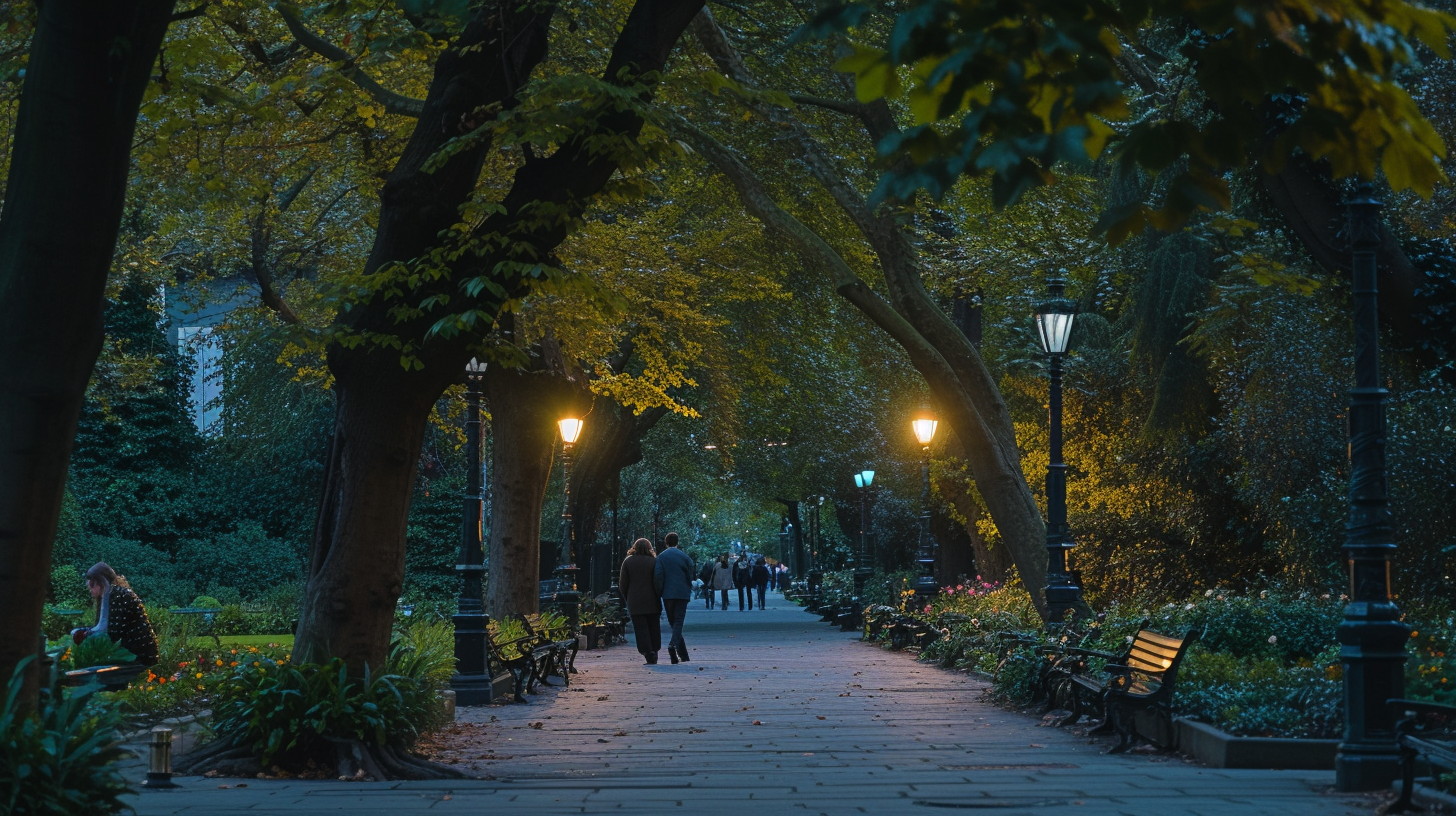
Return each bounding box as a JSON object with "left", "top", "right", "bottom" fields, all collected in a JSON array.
[
  {"left": 1335, "top": 184, "right": 1409, "bottom": 791},
  {"left": 911, "top": 405, "right": 939, "bottom": 603},
  {"left": 451, "top": 358, "right": 492, "bottom": 705},
  {"left": 554, "top": 417, "right": 584, "bottom": 631},
  {"left": 853, "top": 468, "right": 876, "bottom": 602},
  {"left": 1034, "top": 278, "right": 1083, "bottom": 624},
  {"left": 806, "top": 496, "right": 822, "bottom": 595}
]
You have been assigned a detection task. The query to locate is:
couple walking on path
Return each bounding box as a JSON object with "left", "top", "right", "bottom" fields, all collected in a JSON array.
[{"left": 618, "top": 532, "right": 693, "bottom": 665}]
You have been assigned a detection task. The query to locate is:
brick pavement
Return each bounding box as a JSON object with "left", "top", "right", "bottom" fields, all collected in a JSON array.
[{"left": 123, "top": 592, "right": 1378, "bottom": 815}]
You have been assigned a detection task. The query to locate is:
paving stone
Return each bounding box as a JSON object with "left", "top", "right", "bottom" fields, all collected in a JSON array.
[{"left": 125, "top": 594, "right": 1376, "bottom": 815}]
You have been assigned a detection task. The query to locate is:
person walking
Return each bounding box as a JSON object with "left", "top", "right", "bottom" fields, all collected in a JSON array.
[
  {"left": 733, "top": 554, "right": 754, "bottom": 611},
  {"left": 753, "top": 557, "right": 771, "bottom": 610},
  {"left": 619, "top": 539, "right": 662, "bottom": 664},
  {"left": 778, "top": 564, "right": 790, "bottom": 593},
  {"left": 711, "top": 554, "right": 734, "bottom": 611},
  {"left": 698, "top": 559, "right": 717, "bottom": 609},
  {"left": 653, "top": 532, "right": 694, "bottom": 663}
]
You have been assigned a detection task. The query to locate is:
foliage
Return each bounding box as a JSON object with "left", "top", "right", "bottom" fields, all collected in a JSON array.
[
  {"left": 800, "top": 0, "right": 1453, "bottom": 239},
  {"left": 205, "top": 627, "right": 448, "bottom": 768},
  {"left": 0, "top": 657, "right": 132, "bottom": 816},
  {"left": 64, "top": 636, "right": 135, "bottom": 672},
  {"left": 109, "top": 640, "right": 291, "bottom": 727}
]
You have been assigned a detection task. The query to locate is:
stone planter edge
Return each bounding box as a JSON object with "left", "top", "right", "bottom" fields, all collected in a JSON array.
[{"left": 1173, "top": 717, "right": 1338, "bottom": 770}]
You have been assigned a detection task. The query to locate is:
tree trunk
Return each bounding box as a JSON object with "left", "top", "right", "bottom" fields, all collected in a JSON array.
[
  {"left": 568, "top": 401, "right": 667, "bottom": 591},
  {"left": 483, "top": 364, "right": 581, "bottom": 619},
  {"left": 294, "top": 366, "right": 449, "bottom": 668},
  {"left": 0, "top": 0, "right": 176, "bottom": 701},
  {"left": 678, "top": 13, "right": 1051, "bottom": 614},
  {"left": 291, "top": 0, "right": 703, "bottom": 669}
]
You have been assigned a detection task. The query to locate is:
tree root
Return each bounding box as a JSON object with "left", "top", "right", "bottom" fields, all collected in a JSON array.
[{"left": 324, "top": 736, "right": 468, "bottom": 780}]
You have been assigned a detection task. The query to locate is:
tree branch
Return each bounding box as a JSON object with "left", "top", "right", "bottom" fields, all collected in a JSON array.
[
  {"left": 171, "top": 3, "right": 208, "bottom": 21},
  {"left": 275, "top": 4, "right": 425, "bottom": 118},
  {"left": 786, "top": 93, "right": 863, "bottom": 117},
  {"left": 250, "top": 210, "right": 302, "bottom": 325}
]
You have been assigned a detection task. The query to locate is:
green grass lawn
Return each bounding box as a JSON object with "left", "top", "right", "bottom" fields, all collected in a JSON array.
[{"left": 187, "top": 634, "right": 294, "bottom": 648}]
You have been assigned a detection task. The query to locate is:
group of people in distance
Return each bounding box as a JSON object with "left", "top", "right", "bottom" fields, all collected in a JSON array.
[
  {"left": 617, "top": 533, "right": 789, "bottom": 665},
  {"left": 696, "top": 553, "right": 779, "bottom": 611}
]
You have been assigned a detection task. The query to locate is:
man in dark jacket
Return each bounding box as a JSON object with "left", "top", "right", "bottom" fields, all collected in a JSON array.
[
  {"left": 752, "top": 557, "right": 771, "bottom": 610},
  {"left": 654, "top": 532, "right": 695, "bottom": 663},
  {"left": 619, "top": 539, "right": 662, "bottom": 664},
  {"left": 733, "top": 555, "right": 754, "bottom": 611}
]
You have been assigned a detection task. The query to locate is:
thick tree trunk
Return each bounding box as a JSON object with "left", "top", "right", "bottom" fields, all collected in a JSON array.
[
  {"left": 292, "top": 0, "right": 703, "bottom": 669},
  {"left": 568, "top": 402, "right": 666, "bottom": 591},
  {"left": 931, "top": 506, "right": 978, "bottom": 587},
  {"left": 0, "top": 0, "right": 176, "bottom": 701},
  {"left": 483, "top": 364, "right": 581, "bottom": 618},
  {"left": 294, "top": 366, "right": 449, "bottom": 668}
]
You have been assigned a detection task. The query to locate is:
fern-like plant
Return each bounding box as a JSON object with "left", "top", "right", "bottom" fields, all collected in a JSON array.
[{"left": 0, "top": 657, "right": 132, "bottom": 815}]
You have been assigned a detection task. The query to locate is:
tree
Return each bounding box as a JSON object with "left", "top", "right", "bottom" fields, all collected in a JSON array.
[{"left": 0, "top": 0, "right": 179, "bottom": 702}]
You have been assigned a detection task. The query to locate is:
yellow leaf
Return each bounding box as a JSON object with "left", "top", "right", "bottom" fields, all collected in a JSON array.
[
  {"left": 1083, "top": 117, "right": 1116, "bottom": 161},
  {"left": 356, "top": 104, "right": 375, "bottom": 119},
  {"left": 185, "top": 158, "right": 200, "bottom": 173}
]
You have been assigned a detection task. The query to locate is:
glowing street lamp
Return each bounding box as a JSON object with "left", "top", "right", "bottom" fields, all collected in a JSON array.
[
  {"left": 555, "top": 415, "right": 584, "bottom": 630},
  {"left": 911, "top": 403, "right": 939, "bottom": 602},
  {"left": 852, "top": 468, "right": 875, "bottom": 602},
  {"left": 1034, "top": 278, "right": 1082, "bottom": 623}
]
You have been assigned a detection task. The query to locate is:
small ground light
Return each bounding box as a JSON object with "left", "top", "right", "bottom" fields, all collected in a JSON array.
[{"left": 143, "top": 727, "right": 179, "bottom": 789}]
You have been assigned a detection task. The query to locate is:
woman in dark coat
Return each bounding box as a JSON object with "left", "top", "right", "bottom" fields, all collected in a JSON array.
[
  {"left": 619, "top": 539, "right": 663, "bottom": 664},
  {"left": 73, "top": 562, "right": 159, "bottom": 666}
]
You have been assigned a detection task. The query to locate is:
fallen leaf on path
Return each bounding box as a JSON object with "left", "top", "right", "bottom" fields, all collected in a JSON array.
[
  {"left": 613, "top": 731, "right": 628, "bottom": 737},
  {"left": 442, "top": 795, "right": 452, "bottom": 801},
  {"left": 1029, "top": 743, "right": 1045, "bottom": 748},
  {"left": 528, "top": 722, "right": 544, "bottom": 729},
  {"left": 688, "top": 728, "right": 707, "bottom": 734},
  {"left": 752, "top": 720, "right": 762, "bottom": 725},
  {"left": 816, "top": 716, "right": 827, "bottom": 720}
]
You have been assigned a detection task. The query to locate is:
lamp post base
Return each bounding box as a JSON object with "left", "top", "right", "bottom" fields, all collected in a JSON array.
[
  {"left": 852, "top": 567, "right": 873, "bottom": 603},
  {"left": 1044, "top": 581, "right": 1082, "bottom": 625},
  {"left": 450, "top": 672, "right": 496, "bottom": 707}
]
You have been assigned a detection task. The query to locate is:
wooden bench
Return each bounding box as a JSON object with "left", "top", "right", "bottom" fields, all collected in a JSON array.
[
  {"left": 522, "top": 613, "right": 579, "bottom": 689},
  {"left": 1064, "top": 627, "right": 1196, "bottom": 753},
  {"left": 1388, "top": 698, "right": 1456, "bottom": 812},
  {"left": 485, "top": 624, "right": 539, "bottom": 704}
]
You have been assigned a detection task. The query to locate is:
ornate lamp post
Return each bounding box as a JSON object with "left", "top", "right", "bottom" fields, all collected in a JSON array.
[
  {"left": 1034, "top": 278, "right": 1083, "bottom": 623},
  {"left": 1335, "top": 184, "right": 1409, "bottom": 791},
  {"left": 911, "top": 404, "right": 939, "bottom": 603},
  {"left": 451, "top": 358, "right": 492, "bottom": 705},
  {"left": 555, "top": 416, "right": 584, "bottom": 631},
  {"left": 852, "top": 468, "right": 876, "bottom": 602}
]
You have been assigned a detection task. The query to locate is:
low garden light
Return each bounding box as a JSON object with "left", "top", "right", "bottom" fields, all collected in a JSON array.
[
  {"left": 1033, "top": 278, "right": 1083, "bottom": 624},
  {"left": 911, "top": 403, "right": 938, "bottom": 602}
]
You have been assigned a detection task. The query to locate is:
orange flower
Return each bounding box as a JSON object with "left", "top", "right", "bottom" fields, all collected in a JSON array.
[{"left": 230, "top": 661, "right": 238, "bottom": 667}]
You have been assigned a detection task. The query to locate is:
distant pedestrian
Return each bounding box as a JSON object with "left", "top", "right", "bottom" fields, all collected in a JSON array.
[
  {"left": 654, "top": 532, "right": 694, "bottom": 663},
  {"left": 778, "top": 564, "right": 790, "bottom": 593},
  {"left": 767, "top": 563, "right": 777, "bottom": 591},
  {"left": 699, "top": 559, "right": 717, "bottom": 609},
  {"left": 711, "top": 554, "right": 734, "bottom": 610},
  {"left": 753, "top": 557, "right": 771, "bottom": 610},
  {"left": 619, "top": 539, "right": 661, "bottom": 664},
  {"left": 733, "top": 555, "right": 754, "bottom": 610}
]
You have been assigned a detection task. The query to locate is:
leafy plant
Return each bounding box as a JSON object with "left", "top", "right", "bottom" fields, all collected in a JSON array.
[
  {"left": 66, "top": 635, "right": 135, "bottom": 671},
  {"left": 0, "top": 657, "right": 132, "bottom": 815}
]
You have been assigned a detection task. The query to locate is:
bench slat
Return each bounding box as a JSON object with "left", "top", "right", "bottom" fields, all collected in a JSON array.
[
  {"left": 1136, "top": 631, "right": 1184, "bottom": 650},
  {"left": 1131, "top": 639, "right": 1181, "bottom": 659}
]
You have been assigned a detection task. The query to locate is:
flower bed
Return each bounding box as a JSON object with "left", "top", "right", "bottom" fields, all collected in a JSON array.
[{"left": 847, "top": 572, "right": 1454, "bottom": 740}]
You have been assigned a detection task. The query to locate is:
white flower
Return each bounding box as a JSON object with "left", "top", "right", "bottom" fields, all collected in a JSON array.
[
  {"left": 1184, "top": 603, "right": 1195, "bottom": 611},
  {"left": 1268, "top": 635, "right": 1278, "bottom": 645},
  {"left": 1259, "top": 590, "right": 1268, "bottom": 599},
  {"left": 1205, "top": 589, "right": 1215, "bottom": 598},
  {"left": 1320, "top": 594, "right": 1330, "bottom": 601},
  {"left": 1126, "top": 635, "right": 1135, "bottom": 644}
]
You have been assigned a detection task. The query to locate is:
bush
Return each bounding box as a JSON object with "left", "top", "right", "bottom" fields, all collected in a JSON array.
[
  {"left": 190, "top": 596, "right": 222, "bottom": 609},
  {"left": 79, "top": 536, "right": 195, "bottom": 607},
  {"left": 1, "top": 657, "right": 132, "bottom": 815},
  {"left": 64, "top": 635, "right": 135, "bottom": 671},
  {"left": 183, "top": 522, "right": 302, "bottom": 602},
  {"left": 206, "top": 631, "right": 448, "bottom": 769}
]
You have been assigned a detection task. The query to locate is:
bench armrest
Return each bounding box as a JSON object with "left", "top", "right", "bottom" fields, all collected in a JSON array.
[
  {"left": 1065, "top": 647, "right": 1120, "bottom": 660},
  {"left": 1389, "top": 699, "right": 1456, "bottom": 717}
]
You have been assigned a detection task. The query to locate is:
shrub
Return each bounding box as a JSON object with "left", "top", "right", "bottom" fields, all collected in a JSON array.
[
  {"left": 1, "top": 657, "right": 132, "bottom": 815},
  {"left": 190, "top": 596, "right": 222, "bottom": 609},
  {"left": 206, "top": 634, "right": 446, "bottom": 769},
  {"left": 64, "top": 635, "right": 135, "bottom": 671},
  {"left": 183, "top": 522, "right": 303, "bottom": 602}
]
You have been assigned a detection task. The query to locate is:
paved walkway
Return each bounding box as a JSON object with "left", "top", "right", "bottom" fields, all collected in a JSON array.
[{"left": 125, "top": 592, "right": 1379, "bottom": 815}]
